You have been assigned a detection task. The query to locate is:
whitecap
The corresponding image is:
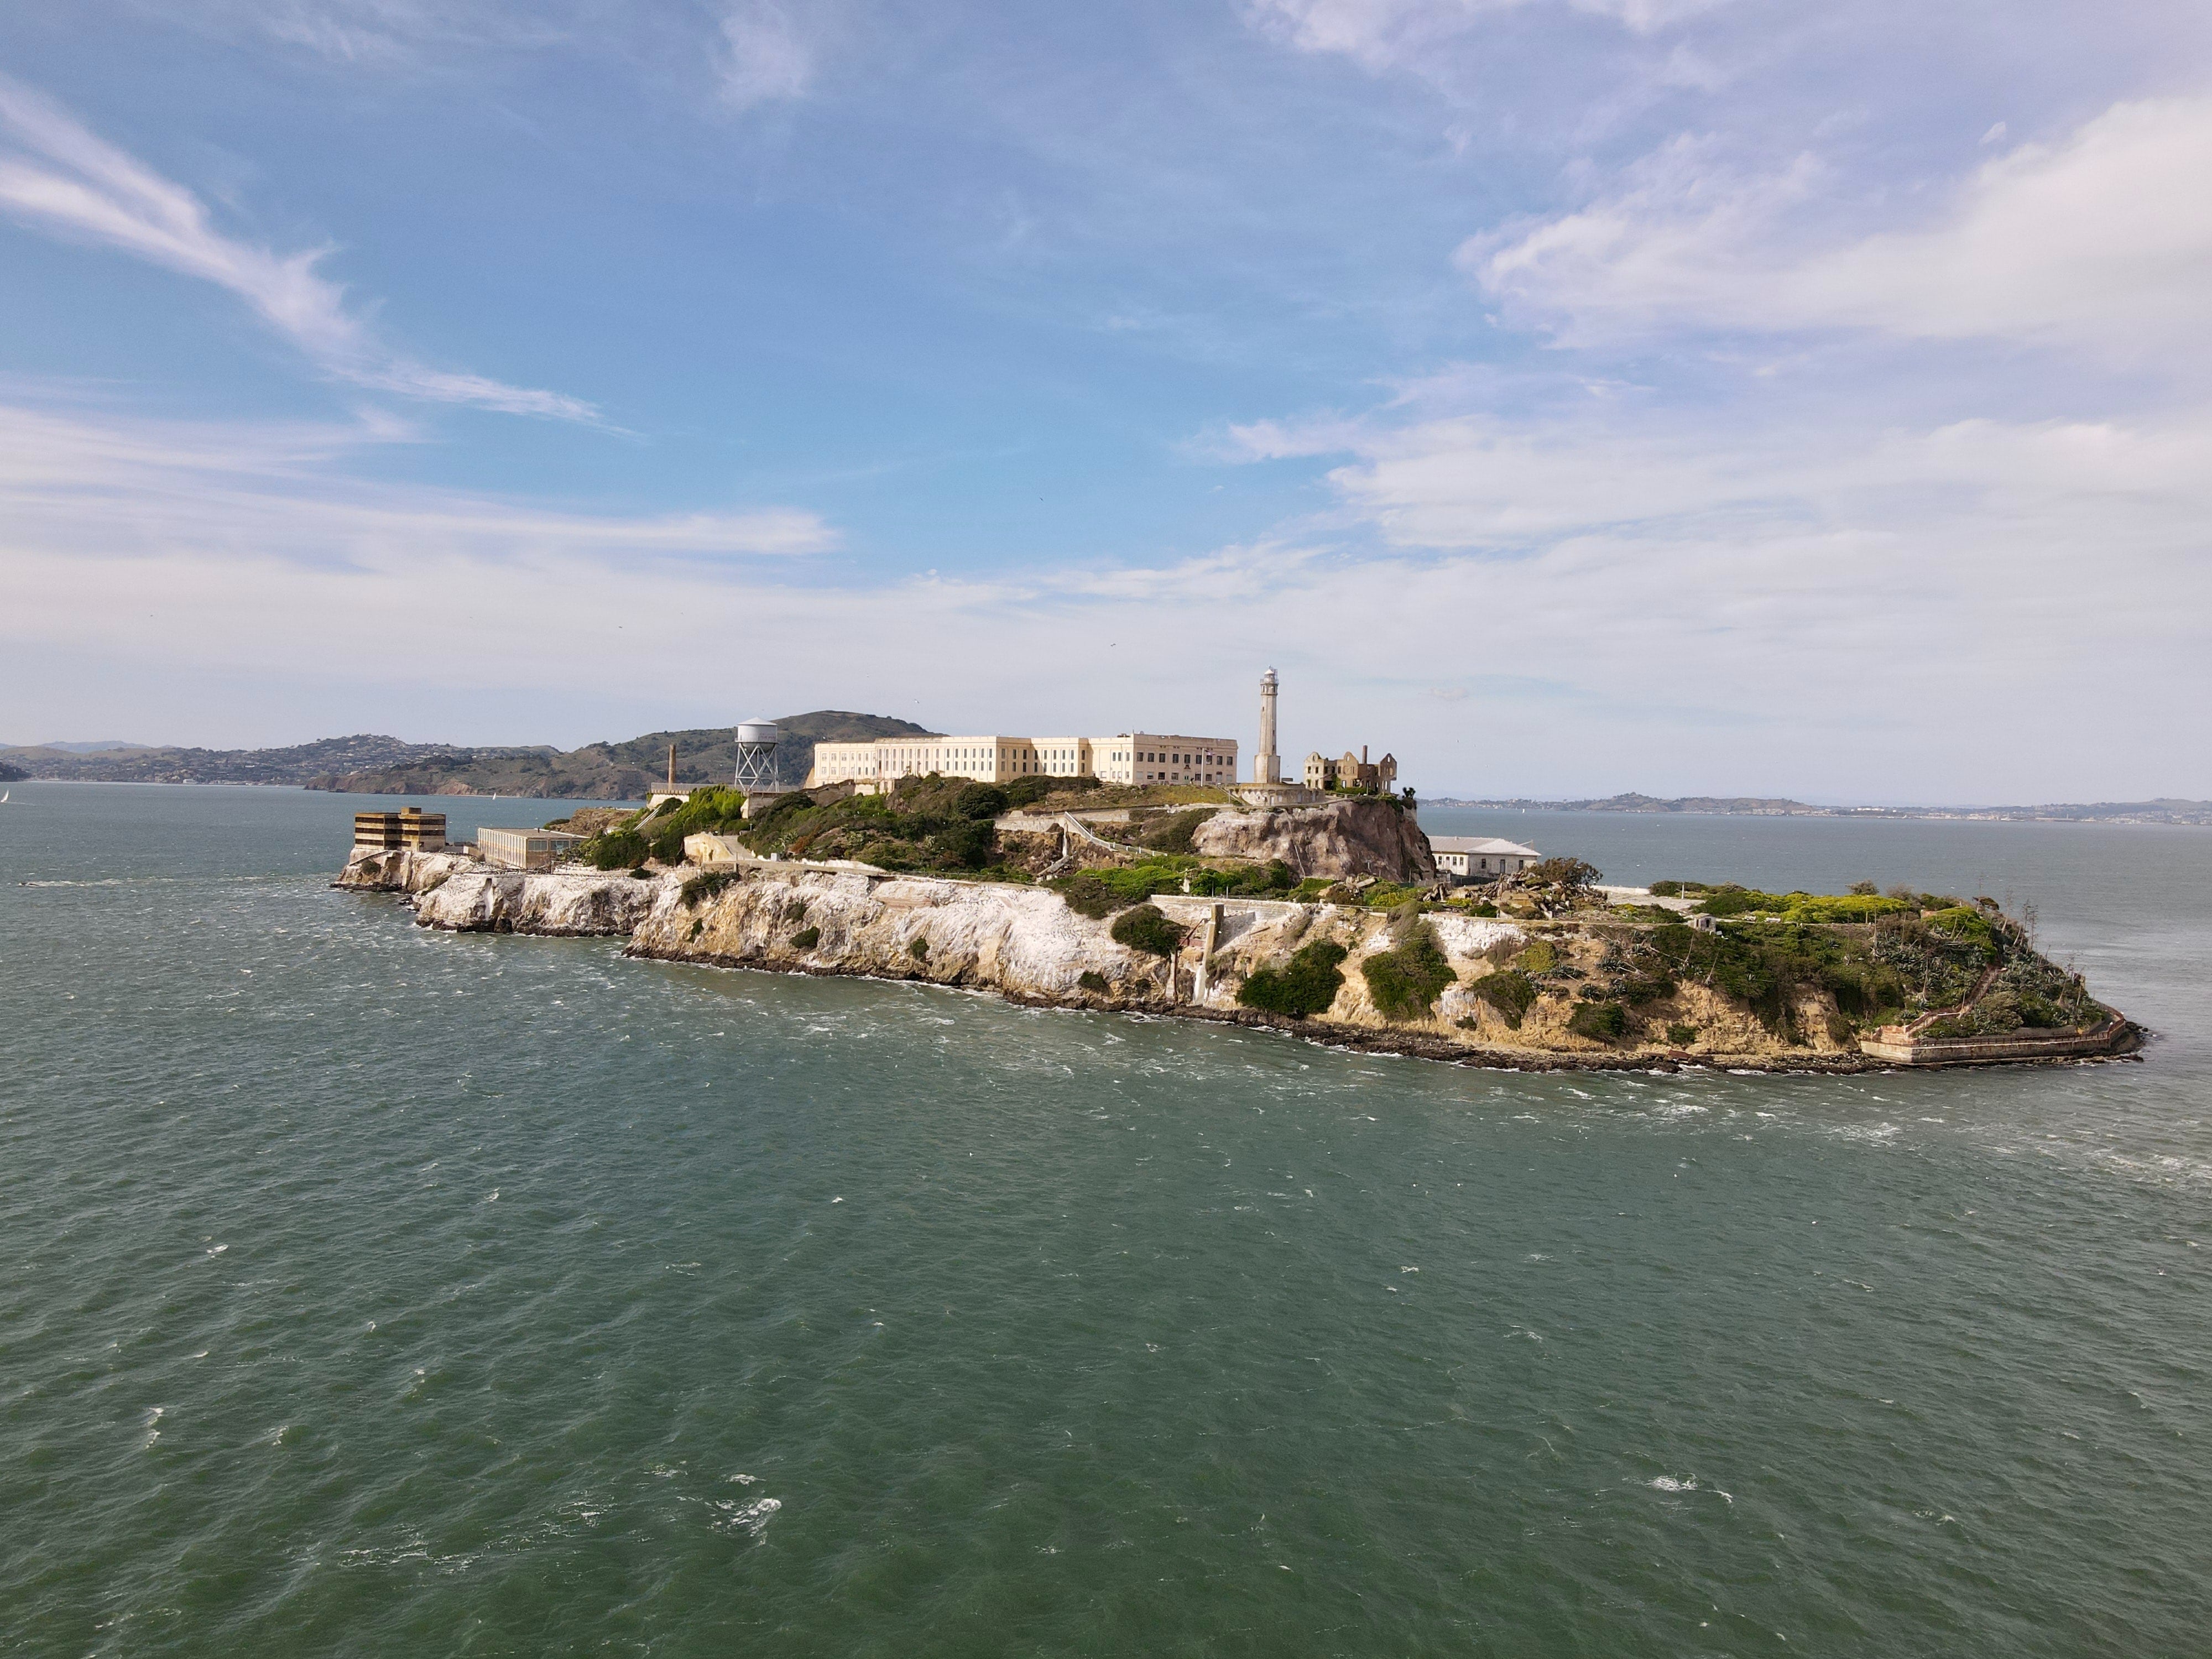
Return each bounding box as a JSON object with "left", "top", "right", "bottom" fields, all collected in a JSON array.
[{"left": 712, "top": 1496, "right": 782, "bottom": 1538}]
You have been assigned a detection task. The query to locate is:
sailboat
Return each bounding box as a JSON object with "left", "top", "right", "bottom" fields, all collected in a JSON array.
[{"left": 0, "top": 791, "right": 9, "bottom": 802}]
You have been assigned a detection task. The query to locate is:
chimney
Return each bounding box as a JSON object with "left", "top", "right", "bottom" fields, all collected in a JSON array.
[{"left": 1362, "top": 745, "right": 1368, "bottom": 765}]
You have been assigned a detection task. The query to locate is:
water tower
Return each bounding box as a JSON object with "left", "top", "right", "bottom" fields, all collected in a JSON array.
[{"left": 732, "top": 718, "right": 780, "bottom": 792}]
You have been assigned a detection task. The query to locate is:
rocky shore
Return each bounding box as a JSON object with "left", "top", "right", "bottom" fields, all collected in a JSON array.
[{"left": 337, "top": 848, "right": 2142, "bottom": 1072}]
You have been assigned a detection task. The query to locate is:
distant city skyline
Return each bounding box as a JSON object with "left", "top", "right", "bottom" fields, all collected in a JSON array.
[{"left": 1, "top": 2, "right": 2208, "bottom": 801}]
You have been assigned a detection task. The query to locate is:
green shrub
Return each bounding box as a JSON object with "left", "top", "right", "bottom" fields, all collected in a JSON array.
[
  {"left": 1615, "top": 968, "right": 1679, "bottom": 1005},
  {"left": 1141, "top": 808, "right": 1217, "bottom": 855},
  {"left": 1522, "top": 857, "right": 1602, "bottom": 891},
  {"left": 1361, "top": 922, "right": 1456, "bottom": 1021},
  {"left": 1078, "top": 969, "right": 1109, "bottom": 993},
  {"left": 1648, "top": 880, "right": 1683, "bottom": 897},
  {"left": 1056, "top": 871, "right": 1125, "bottom": 919},
  {"left": 1467, "top": 900, "right": 1499, "bottom": 917},
  {"left": 1111, "top": 904, "right": 1185, "bottom": 957},
  {"left": 1363, "top": 883, "right": 1428, "bottom": 912},
  {"left": 1239, "top": 938, "right": 1349, "bottom": 1019},
  {"left": 1693, "top": 885, "right": 1915, "bottom": 924},
  {"left": 1185, "top": 859, "right": 1298, "bottom": 898},
  {"left": 1054, "top": 860, "right": 1199, "bottom": 912},
  {"left": 1924, "top": 905, "right": 1998, "bottom": 954},
  {"left": 929, "top": 818, "right": 997, "bottom": 869},
  {"left": 1568, "top": 1000, "right": 1629, "bottom": 1041},
  {"left": 1468, "top": 969, "right": 1537, "bottom": 1028},
  {"left": 1001, "top": 774, "right": 1100, "bottom": 807},
  {"left": 579, "top": 828, "right": 648, "bottom": 869},
  {"left": 791, "top": 925, "right": 820, "bottom": 950},
  {"left": 629, "top": 867, "right": 651, "bottom": 880},
  {"left": 1519, "top": 940, "right": 1558, "bottom": 975},
  {"left": 908, "top": 936, "right": 929, "bottom": 961},
  {"left": 680, "top": 869, "right": 739, "bottom": 906},
  {"left": 952, "top": 783, "right": 1008, "bottom": 821},
  {"left": 1666, "top": 1022, "right": 1697, "bottom": 1045}
]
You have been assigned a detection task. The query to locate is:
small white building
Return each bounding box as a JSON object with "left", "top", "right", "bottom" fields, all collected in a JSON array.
[{"left": 1428, "top": 836, "right": 1540, "bottom": 882}]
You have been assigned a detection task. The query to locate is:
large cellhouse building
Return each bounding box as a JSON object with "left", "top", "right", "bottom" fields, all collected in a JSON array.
[{"left": 807, "top": 731, "right": 1239, "bottom": 789}]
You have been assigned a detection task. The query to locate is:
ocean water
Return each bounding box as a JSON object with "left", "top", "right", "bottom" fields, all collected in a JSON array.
[{"left": 3, "top": 784, "right": 2207, "bottom": 1657}]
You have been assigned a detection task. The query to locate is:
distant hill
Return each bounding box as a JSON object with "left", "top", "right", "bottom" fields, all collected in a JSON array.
[
  {"left": 1427, "top": 792, "right": 2212, "bottom": 826},
  {"left": 0, "top": 712, "right": 936, "bottom": 800},
  {"left": 1430, "top": 792, "right": 1830, "bottom": 816}
]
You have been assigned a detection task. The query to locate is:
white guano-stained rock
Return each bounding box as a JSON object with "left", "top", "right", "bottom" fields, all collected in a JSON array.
[
  {"left": 413, "top": 868, "right": 670, "bottom": 935},
  {"left": 630, "top": 868, "right": 1165, "bottom": 1001},
  {"left": 335, "top": 847, "right": 481, "bottom": 894}
]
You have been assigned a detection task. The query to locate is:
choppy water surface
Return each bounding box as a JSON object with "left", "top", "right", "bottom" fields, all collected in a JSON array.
[{"left": 3, "top": 785, "right": 2207, "bottom": 1656}]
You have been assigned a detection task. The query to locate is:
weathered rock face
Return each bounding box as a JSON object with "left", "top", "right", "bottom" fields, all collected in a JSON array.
[
  {"left": 338, "top": 851, "right": 2130, "bottom": 1071},
  {"left": 631, "top": 867, "right": 1173, "bottom": 1001},
  {"left": 1193, "top": 799, "right": 1436, "bottom": 881},
  {"left": 413, "top": 868, "right": 669, "bottom": 935},
  {"left": 335, "top": 847, "right": 481, "bottom": 894}
]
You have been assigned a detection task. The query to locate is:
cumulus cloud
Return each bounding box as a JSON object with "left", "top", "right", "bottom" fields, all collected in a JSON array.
[
  {"left": 0, "top": 76, "right": 598, "bottom": 420},
  {"left": 1201, "top": 383, "right": 2212, "bottom": 792},
  {"left": 4, "top": 392, "right": 2205, "bottom": 799},
  {"left": 1466, "top": 95, "right": 2212, "bottom": 361}
]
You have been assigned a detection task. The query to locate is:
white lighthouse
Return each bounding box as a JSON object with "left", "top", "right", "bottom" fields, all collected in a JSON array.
[{"left": 1255, "top": 667, "right": 1281, "bottom": 785}]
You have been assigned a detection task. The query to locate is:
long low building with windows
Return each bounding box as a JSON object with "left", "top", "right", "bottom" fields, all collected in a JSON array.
[{"left": 807, "top": 731, "right": 1240, "bottom": 790}]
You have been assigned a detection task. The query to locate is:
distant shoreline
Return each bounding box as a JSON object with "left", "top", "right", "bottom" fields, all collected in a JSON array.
[{"left": 1425, "top": 796, "right": 2212, "bottom": 827}]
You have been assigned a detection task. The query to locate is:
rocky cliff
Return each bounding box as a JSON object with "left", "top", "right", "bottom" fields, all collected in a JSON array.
[
  {"left": 337, "top": 846, "right": 667, "bottom": 934},
  {"left": 337, "top": 850, "right": 2135, "bottom": 1072},
  {"left": 1194, "top": 799, "right": 1435, "bottom": 880},
  {"left": 336, "top": 847, "right": 481, "bottom": 893},
  {"left": 414, "top": 868, "right": 670, "bottom": 935}
]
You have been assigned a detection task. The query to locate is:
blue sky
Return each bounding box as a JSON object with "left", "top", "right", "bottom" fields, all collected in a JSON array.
[{"left": 2, "top": 0, "right": 2209, "bottom": 800}]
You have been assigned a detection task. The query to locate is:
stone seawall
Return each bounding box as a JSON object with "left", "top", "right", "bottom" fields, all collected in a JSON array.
[{"left": 1858, "top": 1016, "right": 2139, "bottom": 1066}]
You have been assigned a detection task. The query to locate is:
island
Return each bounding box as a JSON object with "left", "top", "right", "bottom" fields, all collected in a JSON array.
[{"left": 337, "top": 774, "right": 2142, "bottom": 1073}]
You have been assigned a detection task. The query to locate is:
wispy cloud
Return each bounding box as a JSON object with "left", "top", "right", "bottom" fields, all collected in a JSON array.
[
  {"left": 3, "top": 391, "right": 2204, "bottom": 799},
  {"left": 0, "top": 75, "right": 599, "bottom": 420},
  {"left": 716, "top": 1, "right": 816, "bottom": 111},
  {"left": 1242, "top": 0, "right": 1733, "bottom": 73},
  {"left": 1234, "top": 400, "right": 2212, "bottom": 549},
  {"left": 0, "top": 397, "right": 832, "bottom": 565},
  {"left": 1466, "top": 96, "right": 2212, "bottom": 361}
]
